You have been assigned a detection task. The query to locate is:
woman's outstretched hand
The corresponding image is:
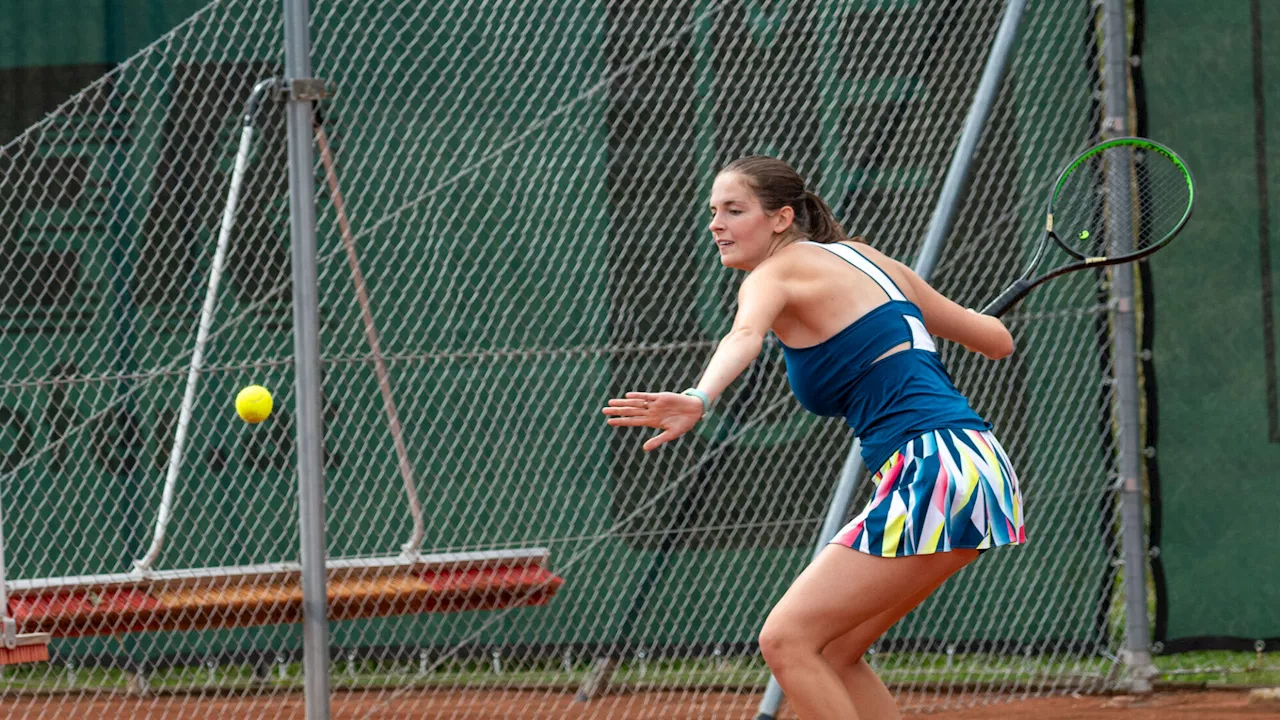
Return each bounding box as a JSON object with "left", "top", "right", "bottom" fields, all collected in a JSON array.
[{"left": 602, "top": 391, "right": 704, "bottom": 452}]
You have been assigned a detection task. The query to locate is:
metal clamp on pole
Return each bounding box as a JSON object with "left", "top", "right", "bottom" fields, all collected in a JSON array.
[{"left": 279, "top": 78, "right": 335, "bottom": 102}]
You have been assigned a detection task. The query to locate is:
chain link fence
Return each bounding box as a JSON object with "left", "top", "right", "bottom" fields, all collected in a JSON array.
[{"left": 0, "top": 0, "right": 1128, "bottom": 717}]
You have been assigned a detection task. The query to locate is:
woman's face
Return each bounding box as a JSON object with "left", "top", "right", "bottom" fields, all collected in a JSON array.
[{"left": 708, "top": 172, "right": 793, "bottom": 271}]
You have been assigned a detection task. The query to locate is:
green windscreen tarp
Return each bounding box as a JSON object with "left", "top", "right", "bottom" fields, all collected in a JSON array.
[{"left": 1141, "top": 0, "right": 1280, "bottom": 652}]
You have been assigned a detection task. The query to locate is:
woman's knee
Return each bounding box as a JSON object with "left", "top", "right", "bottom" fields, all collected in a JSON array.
[
  {"left": 757, "top": 618, "right": 788, "bottom": 670},
  {"left": 758, "top": 613, "right": 815, "bottom": 672}
]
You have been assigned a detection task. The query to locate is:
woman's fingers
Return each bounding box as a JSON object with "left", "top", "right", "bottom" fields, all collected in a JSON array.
[
  {"left": 602, "top": 405, "right": 646, "bottom": 417},
  {"left": 603, "top": 391, "right": 698, "bottom": 450},
  {"left": 607, "top": 397, "right": 648, "bottom": 407},
  {"left": 643, "top": 429, "right": 680, "bottom": 452},
  {"left": 605, "top": 415, "right": 652, "bottom": 427},
  {"left": 603, "top": 395, "right": 654, "bottom": 419}
]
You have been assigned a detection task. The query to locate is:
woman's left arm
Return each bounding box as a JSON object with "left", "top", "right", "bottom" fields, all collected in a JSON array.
[
  {"left": 693, "top": 266, "right": 789, "bottom": 403},
  {"left": 603, "top": 263, "right": 789, "bottom": 451}
]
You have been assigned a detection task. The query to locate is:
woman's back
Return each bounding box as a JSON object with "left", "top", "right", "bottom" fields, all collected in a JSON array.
[
  {"left": 770, "top": 240, "right": 920, "bottom": 351},
  {"left": 768, "top": 240, "right": 1012, "bottom": 362},
  {"left": 770, "top": 240, "right": 990, "bottom": 472}
]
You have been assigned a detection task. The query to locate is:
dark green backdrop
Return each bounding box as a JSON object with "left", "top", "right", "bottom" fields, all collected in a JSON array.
[{"left": 1140, "top": 0, "right": 1280, "bottom": 652}]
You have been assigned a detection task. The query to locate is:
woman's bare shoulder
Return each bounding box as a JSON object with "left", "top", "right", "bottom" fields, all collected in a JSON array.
[{"left": 836, "top": 240, "right": 921, "bottom": 299}]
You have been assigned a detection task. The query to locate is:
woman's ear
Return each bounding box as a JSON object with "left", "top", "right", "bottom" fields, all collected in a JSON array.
[{"left": 772, "top": 205, "right": 795, "bottom": 234}]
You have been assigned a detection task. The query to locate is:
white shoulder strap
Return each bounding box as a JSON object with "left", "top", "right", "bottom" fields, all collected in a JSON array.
[{"left": 797, "top": 241, "right": 907, "bottom": 302}]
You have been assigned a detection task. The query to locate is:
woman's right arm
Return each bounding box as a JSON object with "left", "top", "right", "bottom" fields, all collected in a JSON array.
[{"left": 897, "top": 263, "right": 1014, "bottom": 360}]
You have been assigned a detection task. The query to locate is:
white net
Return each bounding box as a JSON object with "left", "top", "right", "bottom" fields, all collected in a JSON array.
[{"left": 0, "top": 0, "right": 1126, "bottom": 717}]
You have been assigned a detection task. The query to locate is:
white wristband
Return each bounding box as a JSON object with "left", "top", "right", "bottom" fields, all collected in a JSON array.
[{"left": 681, "top": 388, "right": 711, "bottom": 417}]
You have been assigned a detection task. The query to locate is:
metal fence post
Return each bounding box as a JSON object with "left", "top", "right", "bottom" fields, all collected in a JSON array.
[
  {"left": 1101, "top": 0, "right": 1158, "bottom": 694},
  {"left": 282, "top": 0, "right": 332, "bottom": 716}
]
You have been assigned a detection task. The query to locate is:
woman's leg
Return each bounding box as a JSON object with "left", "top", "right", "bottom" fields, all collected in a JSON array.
[
  {"left": 758, "top": 546, "right": 977, "bottom": 720},
  {"left": 818, "top": 555, "right": 976, "bottom": 720}
]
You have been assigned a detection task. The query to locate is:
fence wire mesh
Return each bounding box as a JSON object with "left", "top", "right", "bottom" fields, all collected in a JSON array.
[{"left": 0, "top": 0, "right": 1130, "bottom": 717}]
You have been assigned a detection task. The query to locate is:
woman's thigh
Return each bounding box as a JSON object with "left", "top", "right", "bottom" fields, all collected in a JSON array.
[
  {"left": 762, "top": 546, "right": 978, "bottom": 653},
  {"left": 820, "top": 553, "right": 975, "bottom": 667}
]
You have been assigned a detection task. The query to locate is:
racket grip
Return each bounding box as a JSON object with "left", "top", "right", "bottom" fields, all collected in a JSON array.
[{"left": 980, "top": 279, "right": 1035, "bottom": 318}]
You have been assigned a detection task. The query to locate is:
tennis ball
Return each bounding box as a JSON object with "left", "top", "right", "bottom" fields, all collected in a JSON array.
[
  {"left": 1079, "top": 230, "right": 1091, "bottom": 240},
  {"left": 235, "top": 385, "right": 273, "bottom": 424}
]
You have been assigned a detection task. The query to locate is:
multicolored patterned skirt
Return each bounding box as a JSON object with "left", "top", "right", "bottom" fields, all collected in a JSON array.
[{"left": 832, "top": 428, "right": 1026, "bottom": 557}]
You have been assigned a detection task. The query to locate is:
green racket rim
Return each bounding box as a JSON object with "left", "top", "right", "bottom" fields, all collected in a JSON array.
[{"left": 1049, "top": 136, "right": 1196, "bottom": 252}]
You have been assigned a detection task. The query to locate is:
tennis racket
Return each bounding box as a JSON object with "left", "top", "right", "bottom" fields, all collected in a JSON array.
[{"left": 981, "top": 137, "right": 1195, "bottom": 317}]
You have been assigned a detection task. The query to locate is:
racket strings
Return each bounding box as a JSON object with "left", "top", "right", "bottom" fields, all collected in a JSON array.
[
  {"left": 1054, "top": 144, "right": 1192, "bottom": 257},
  {"left": 1129, "top": 148, "right": 1193, "bottom": 250}
]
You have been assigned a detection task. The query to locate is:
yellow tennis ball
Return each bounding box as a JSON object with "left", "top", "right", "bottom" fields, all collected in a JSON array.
[{"left": 235, "top": 385, "right": 273, "bottom": 424}]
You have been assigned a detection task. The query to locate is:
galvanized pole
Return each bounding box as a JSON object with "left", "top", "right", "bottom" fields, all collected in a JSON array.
[
  {"left": 1101, "top": 0, "right": 1157, "bottom": 694},
  {"left": 913, "top": 0, "right": 1027, "bottom": 281},
  {"left": 755, "top": 1, "right": 1028, "bottom": 716},
  {"left": 282, "top": 0, "right": 332, "bottom": 716}
]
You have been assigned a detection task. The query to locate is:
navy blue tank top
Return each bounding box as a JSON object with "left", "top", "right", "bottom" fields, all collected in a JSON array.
[{"left": 779, "top": 241, "right": 991, "bottom": 472}]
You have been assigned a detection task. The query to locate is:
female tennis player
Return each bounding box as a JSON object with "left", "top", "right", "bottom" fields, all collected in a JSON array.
[{"left": 603, "top": 156, "right": 1024, "bottom": 720}]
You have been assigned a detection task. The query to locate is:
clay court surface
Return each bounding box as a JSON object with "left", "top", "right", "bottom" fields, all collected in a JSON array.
[{"left": 1, "top": 688, "right": 1276, "bottom": 719}]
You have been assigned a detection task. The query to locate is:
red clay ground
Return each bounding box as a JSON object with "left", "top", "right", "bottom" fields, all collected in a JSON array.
[{"left": 0, "top": 688, "right": 1275, "bottom": 718}]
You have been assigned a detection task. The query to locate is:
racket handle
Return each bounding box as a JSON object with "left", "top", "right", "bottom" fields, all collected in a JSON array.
[{"left": 980, "top": 279, "right": 1035, "bottom": 318}]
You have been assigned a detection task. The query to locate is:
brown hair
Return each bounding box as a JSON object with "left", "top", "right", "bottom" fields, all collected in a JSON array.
[{"left": 719, "top": 155, "right": 848, "bottom": 245}]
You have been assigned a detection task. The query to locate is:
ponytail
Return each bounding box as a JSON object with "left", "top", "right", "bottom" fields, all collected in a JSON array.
[
  {"left": 719, "top": 155, "right": 855, "bottom": 245},
  {"left": 802, "top": 190, "right": 847, "bottom": 245}
]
